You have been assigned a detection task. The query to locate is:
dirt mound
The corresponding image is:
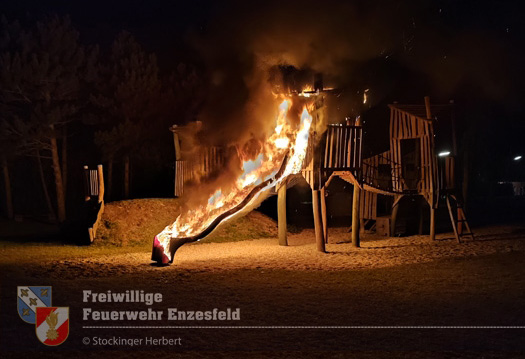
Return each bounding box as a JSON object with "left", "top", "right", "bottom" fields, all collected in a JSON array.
[{"left": 95, "top": 198, "right": 277, "bottom": 247}]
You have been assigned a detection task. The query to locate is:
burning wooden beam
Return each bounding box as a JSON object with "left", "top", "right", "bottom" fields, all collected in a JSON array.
[
  {"left": 154, "top": 100, "right": 314, "bottom": 265},
  {"left": 152, "top": 155, "right": 290, "bottom": 264}
]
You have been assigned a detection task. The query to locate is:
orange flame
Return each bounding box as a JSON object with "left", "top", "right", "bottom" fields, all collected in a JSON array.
[{"left": 156, "top": 99, "right": 312, "bottom": 261}]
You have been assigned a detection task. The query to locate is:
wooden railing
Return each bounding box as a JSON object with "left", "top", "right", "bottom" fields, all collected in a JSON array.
[
  {"left": 322, "top": 124, "right": 362, "bottom": 171},
  {"left": 360, "top": 152, "right": 405, "bottom": 194},
  {"left": 83, "top": 165, "right": 104, "bottom": 243},
  {"left": 174, "top": 146, "right": 224, "bottom": 197}
]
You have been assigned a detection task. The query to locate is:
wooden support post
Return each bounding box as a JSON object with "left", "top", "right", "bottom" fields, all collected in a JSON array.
[
  {"left": 277, "top": 182, "right": 288, "bottom": 246},
  {"left": 430, "top": 206, "right": 436, "bottom": 240},
  {"left": 446, "top": 196, "right": 460, "bottom": 243},
  {"left": 451, "top": 99, "right": 462, "bottom": 232},
  {"left": 451, "top": 100, "right": 462, "bottom": 231},
  {"left": 320, "top": 187, "right": 328, "bottom": 243},
  {"left": 418, "top": 198, "right": 424, "bottom": 235},
  {"left": 425, "top": 96, "right": 437, "bottom": 241},
  {"left": 424, "top": 96, "right": 432, "bottom": 120},
  {"left": 83, "top": 165, "right": 90, "bottom": 201},
  {"left": 391, "top": 199, "right": 400, "bottom": 237},
  {"left": 312, "top": 189, "right": 326, "bottom": 252},
  {"left": 462, "top": 149, "right": 469, "bottom": 213},
  {"left": 352, "top": 183, "right": 360, "bottom": 247},
  {"left": 457, "top": 208, "right": 463, "bottom": 235},
  {"left": 97, "top": 165, "right": 104, "bottom": 203},
  {"left": 450, "top": 99, "right": 457, "bottom": 156}
]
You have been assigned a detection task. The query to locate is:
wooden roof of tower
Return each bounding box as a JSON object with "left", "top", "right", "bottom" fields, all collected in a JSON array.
[{"left": 388, "top": 104, "right": 453, "bottom": 122}]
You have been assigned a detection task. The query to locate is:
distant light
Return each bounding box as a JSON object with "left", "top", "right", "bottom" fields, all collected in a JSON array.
[
  {"left": 514, "top": 156, "right": 522, "bottom": 161},
  {"left": 438, "top": 151, "right": 451, "bottom": 157}
]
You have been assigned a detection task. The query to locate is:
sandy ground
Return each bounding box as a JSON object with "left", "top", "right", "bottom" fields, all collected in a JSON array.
[
  {"left": 1, "top": 225, "right": 525, "bottom": 358},
  {"left": 21, "top": 225, "right": 525, "bottom": 278}
]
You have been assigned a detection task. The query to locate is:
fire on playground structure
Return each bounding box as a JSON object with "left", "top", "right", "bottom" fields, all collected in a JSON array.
[{"left": 152, "top": 77, "right": 472, "bottom": 265}]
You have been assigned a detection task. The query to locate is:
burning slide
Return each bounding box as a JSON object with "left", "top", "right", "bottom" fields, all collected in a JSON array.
[{"left": 152, "top": 99, "right": 312, "bottom": 264}]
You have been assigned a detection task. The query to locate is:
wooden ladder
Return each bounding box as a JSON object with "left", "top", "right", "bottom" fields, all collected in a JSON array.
[{"left": 445, "top": 194, "right": 474, "bottom": 243}]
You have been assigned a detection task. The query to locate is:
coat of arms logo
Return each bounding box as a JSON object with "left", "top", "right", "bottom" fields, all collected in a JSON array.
[
  {"left": 35, "top": 307, "right": 69, "bottom": 346},
  {"left": 17, "top": 286, "right": 52, "bottom": 324},
  {"left": 17, "top": 285, "right": 69, "bottom": 345}
]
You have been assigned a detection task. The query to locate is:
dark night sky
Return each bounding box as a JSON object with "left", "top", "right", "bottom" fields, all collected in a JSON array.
[
  {"left": 2, "top": 1, "right": 523, "bottom": 70},
  {"left": 2, "top": 0, "right": 524, "bottom": 166},
  {"left": 2, "top": 1, "right": 523, "bottom": 92}
]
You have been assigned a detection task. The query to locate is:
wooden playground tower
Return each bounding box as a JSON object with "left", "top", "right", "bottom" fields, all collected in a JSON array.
[
  {"left": 171, "top": 92, "right": 472, "bottom": 251},
  {"left": 358, "top": 98, "right": 473, "bottom": 244}
]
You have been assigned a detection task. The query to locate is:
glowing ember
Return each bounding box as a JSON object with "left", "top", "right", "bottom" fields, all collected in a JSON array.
[
  {"left": 298, "top": 85, "right": 316, "bottom": 97},
  {"left": 154, "top": 98, "right": 313, "bottom": 262},
  {"left": 363, "top": 89, "right": 369, "bottom": 104}
]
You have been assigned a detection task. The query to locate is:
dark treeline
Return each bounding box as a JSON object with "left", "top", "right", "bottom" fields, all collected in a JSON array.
[{"left": 0, "top": 15, "right": 204, "bottom": 223}]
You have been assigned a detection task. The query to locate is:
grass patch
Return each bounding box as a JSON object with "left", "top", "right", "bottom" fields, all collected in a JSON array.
[
  {"left": 199, "top": 211, "right": 278, "bottom": 243},
  {"left": 0, "top": 240, "right": 149, "bottom": 265},
  {"left": 96, "top": 198, "right": 277, "bottom": 246},
  {"left": 0, "top": 198, "right": 278, "bottom": 264},
  {"left": 95, "top": 198, "right": 182, "bottom": 247}
]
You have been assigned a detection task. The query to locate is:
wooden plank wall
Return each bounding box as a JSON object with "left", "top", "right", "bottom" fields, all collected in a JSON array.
[
  {"left": 359, "top": 151, "right": 394, "bottom": 221},
  {"left": 436, "top": 156, "right": 455, "bottom": 192},
  {"left": 174, "top": 160, "right": 192, "bottom": 197},
  {"left": 359, "top": 188, "right": 377, "bottom": 220},
  {"left": 197, "top": 146, "right": 223, "bottom": 176},
  {"left": 389, "top": 107, "right": 437, "bottom": 205},
  {"left": 302, "top": 123, "right": 363, "bottom": 190},
  {"left": 300, "top": 136, "right": 316, "bottom": 189},
  {"left": 322, "top": 124, "right": 362, "bottom": 171},
  {"left": 175, "top": 146, "right": 224, "bottom": 197}
]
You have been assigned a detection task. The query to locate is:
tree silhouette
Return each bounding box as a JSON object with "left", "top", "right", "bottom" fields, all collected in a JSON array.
[
  {"left": 92, "top": 31, "right": 161, "bottom": 198},
  {"left": 0, "top": 15, "right": 96, "bottom": 222},
  {"left": 0, "top": 17, "right": 26, "bottom": 218}
]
